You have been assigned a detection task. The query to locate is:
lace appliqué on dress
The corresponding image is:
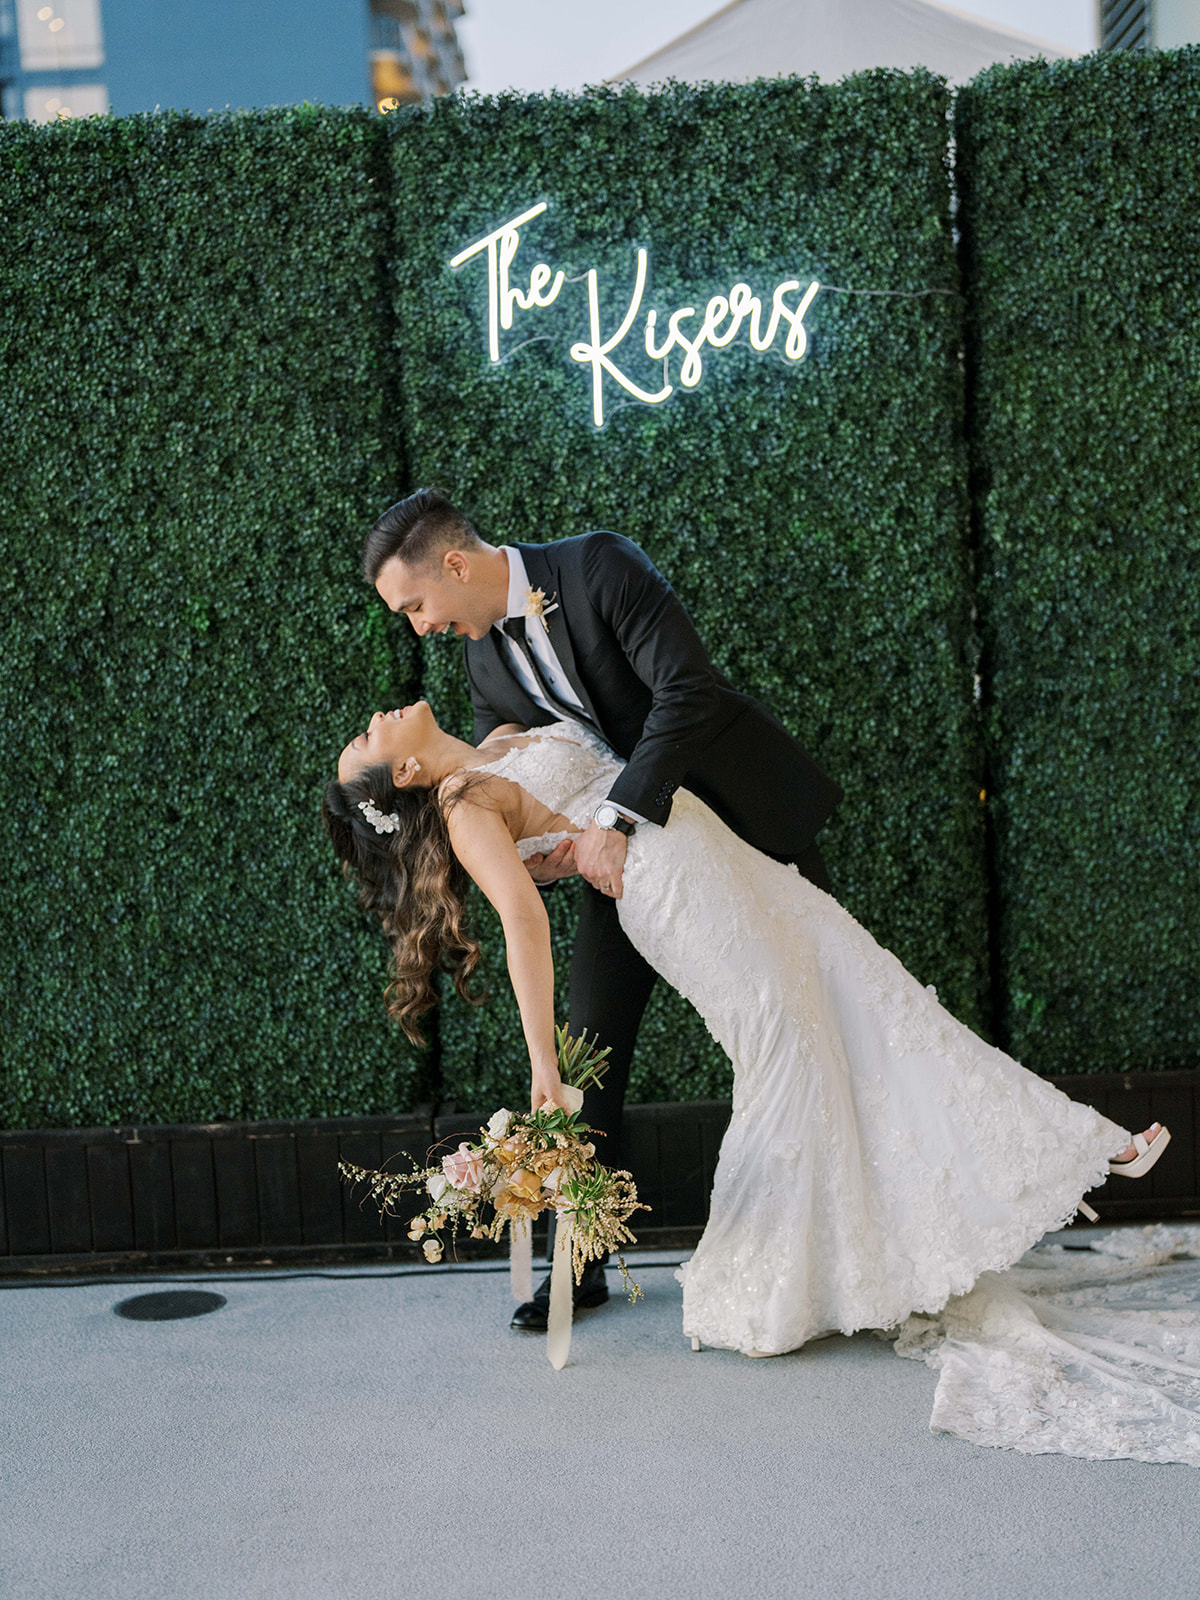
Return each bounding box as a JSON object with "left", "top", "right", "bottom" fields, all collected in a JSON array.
[
  {"left": 479, "top": 721, "right": 1170, "bottom": 1464},
  {"left": 473, "top": 720, "right": 619, "bottom": 843},
  {"left": 891, "top": 1225, "right": 1200, "bottom": 1466},
  {"left": 516, "top": 830, "right": 579, "bottom": 863}
]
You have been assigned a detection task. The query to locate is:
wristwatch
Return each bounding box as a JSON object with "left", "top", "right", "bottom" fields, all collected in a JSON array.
[{"left": 593, "top": 802, "right": 636, "bottom": 837}]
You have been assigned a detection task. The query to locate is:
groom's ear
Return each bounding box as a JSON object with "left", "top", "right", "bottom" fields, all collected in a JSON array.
[{"left": 443, "top": 549, "right": 471, "bottom": 584}]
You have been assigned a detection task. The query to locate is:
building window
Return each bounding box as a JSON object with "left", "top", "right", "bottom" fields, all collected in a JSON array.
[
  {"left": 16, "top": 0, "right": 102, "bottom": 71},
  {"left": 1101, "top": 0, "right": 1150, "bottom": 49},
  {"left": 370, "top": 0, "right": 465, "bottom": 110},
  {"left": 24, "top": 78, "right": 105, "bottom": 119}
]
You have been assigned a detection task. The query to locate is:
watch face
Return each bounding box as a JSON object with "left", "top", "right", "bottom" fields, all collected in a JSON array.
[{"left": 596, "top": 805, "right": 618, "bottom": 828}]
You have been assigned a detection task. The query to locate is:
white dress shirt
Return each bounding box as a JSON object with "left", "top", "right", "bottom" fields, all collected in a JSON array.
[
  {"left": 495, "top": 547, "right": 648, "bottom": 827},
  {"left": 496, "top": 546, "right": 586, "bottom": 718}
]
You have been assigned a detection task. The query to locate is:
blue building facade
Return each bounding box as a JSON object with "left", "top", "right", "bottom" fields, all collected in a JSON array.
[{"left": 0, "top": 0, "right": 464, "bottom": 122}]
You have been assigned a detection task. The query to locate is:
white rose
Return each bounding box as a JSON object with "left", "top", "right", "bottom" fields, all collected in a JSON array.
[
  {"left": 426, "top": 1174, "right": 448, "bottom": 1201},
  {"left": 560, "top": 1085, "right": 584, "bottom": 1115},
  {"left": 487, "top": 1108, "right": 513, "bottom": 1139}
]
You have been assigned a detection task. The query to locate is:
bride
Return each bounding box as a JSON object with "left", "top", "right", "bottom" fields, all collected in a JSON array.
[{"left": 322, "top": 700, "right": 1171, "bottom": 1361}]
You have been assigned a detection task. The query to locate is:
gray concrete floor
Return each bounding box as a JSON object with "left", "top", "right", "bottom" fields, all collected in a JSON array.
[{"left": 2, "top": 1236, "right": 1195, "bottom": 1600}]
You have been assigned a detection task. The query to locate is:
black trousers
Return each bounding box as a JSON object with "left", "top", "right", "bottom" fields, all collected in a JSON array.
[{"left": 547, "top": 838, "right": 830, "bottom": 1261}]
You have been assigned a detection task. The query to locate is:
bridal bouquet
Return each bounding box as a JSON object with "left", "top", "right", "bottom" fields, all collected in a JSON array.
[{"left": 338, "top": 1028, "right": 647, "bottom": 1300}]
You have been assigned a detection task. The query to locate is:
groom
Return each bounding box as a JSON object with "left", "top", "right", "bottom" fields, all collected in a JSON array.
[{"left": 363, "top": 488, "right": 843, "bottom": 1329}]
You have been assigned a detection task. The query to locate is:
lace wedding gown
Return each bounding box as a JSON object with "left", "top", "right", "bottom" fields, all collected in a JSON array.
[{"left": 477, "top": 722, "right": 1200, "bottom": 1465}]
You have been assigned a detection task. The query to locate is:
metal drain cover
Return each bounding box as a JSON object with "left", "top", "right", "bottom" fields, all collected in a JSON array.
[{"left": 114, "top": 1290, "right": 227, "bottom": 1321}]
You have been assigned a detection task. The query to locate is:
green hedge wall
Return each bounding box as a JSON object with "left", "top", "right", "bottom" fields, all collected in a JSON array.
[
  {"left": 956, "top": 48, "right": 1200, "bottom": 1073},
  {"left": 24, "top": 59, "right": 1195, "bottom": 1130},
  {"left": 0, "top": 108, "right": 426, "bottom": 1130},
  {"left": 389, "top": 75, "right": 988, "bottom": 1113}
]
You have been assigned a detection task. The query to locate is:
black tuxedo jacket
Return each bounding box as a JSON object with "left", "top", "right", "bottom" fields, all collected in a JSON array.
[{"left": 464, "top": 532, "right": 843, "bottom": 861}]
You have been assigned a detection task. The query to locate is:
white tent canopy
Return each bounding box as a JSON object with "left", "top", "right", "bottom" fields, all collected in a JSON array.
[{"left": 611, "top": 0, "right": 1073, "bottom": 88}]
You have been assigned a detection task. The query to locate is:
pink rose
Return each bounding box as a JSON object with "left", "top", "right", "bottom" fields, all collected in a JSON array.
[{"left": 442, "top": 1142, "right": 485, "bottom": 1194}]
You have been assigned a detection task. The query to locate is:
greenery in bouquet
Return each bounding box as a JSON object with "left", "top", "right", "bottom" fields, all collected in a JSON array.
[{"left": 339, "top": 1028, "right": 648, "bottom": 1299}]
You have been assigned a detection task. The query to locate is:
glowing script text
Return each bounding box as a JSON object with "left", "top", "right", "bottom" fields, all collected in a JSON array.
[{"left": 450, "top": 202, "right": 820, "bottom": 427}]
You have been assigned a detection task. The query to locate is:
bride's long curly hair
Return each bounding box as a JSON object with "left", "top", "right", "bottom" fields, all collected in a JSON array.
[{"left": 321, "top": 764, "right": 487, "bottom": 1046}]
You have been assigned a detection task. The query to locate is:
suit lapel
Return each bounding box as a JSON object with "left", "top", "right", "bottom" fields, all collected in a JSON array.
[
  {"left": 516, "top": 542, "right": 604, "bottom": 731},
  {"left": 472, "top": 626, "right": 546, "bottom": 725}
]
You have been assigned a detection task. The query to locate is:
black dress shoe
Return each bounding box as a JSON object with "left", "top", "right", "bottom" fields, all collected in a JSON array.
[{"left": 509, "top": 1259, "right": 609, "bottom": 1330}]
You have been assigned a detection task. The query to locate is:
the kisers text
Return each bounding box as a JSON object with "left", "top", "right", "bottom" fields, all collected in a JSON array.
[{"left": 450, "top": 202, "right": 820, "bottom": 427}]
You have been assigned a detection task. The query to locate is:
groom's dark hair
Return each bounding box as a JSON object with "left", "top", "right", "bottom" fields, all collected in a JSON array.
[{"left": 362, "top": 489, "right": 485, "bottom": 584}]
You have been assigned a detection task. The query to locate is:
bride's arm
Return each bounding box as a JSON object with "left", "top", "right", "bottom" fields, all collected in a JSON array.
[{"left": 444, "top": 795, "right": 568, "bottom": 1111}]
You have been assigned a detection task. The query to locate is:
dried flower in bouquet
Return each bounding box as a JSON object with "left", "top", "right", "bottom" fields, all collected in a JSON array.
[{"left": 339, "top": 1027, "right": 648, "bottom": 1302}]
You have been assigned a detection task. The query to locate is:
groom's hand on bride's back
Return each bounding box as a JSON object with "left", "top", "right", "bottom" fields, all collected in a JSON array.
[{"left": 524, "top": 837, "right": 578, "bottom": 886}]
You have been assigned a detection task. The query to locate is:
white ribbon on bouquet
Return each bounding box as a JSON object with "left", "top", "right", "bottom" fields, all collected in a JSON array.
[
  {"left": 508, "top": 1082, "right": 585, "bottom": 1369},
  {"left": 508, "top": 1212, "right": 575, "bottom": 1368},
  {"left": 510, "top": 1217, "right": 534, "bottom": 1304},
  {"left": 547, "top": 1217, "right": 575, "bottom": 1370}
]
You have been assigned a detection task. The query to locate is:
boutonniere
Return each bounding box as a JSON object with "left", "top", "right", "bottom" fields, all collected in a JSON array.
[{"left": 524, "top": 586, "right": 559, "bottom": 634}]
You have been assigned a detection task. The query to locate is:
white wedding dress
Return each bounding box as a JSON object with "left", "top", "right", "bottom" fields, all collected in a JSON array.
[{"left": 476, "top": 721, "right": 1200, "bottom": 1465}]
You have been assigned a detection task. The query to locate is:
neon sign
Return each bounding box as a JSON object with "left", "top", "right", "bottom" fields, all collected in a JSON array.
[{"left": 450, "top": 202, "right": 820, "bottom": 428}]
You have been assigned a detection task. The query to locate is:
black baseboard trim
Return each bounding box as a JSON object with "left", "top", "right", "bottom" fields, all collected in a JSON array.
[
  {"left": 1, "top": 1073, "right": 1196, "bottom": 1276},
  {"left": 0, "top": 1226, "right": 707, "bottom": 1282}
]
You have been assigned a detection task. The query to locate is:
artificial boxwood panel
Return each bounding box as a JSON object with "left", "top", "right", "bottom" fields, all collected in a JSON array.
[
  {"left": 0, "top": 108, "right": 424, "bottom": 1130},
  {"left": 956, "top": 49, "right": 1200, "bottom": 1073},
  {"left": 387, "top": 75, "right": 989, "bottom": 1113}
]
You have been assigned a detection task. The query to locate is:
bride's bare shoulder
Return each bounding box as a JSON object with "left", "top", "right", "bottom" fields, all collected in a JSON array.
[
  {"left": 438, "top": 770, "right": 524, "bottom": 867},
  {"left": 437, "top": 767, "right": 514, "bottom": 812}
]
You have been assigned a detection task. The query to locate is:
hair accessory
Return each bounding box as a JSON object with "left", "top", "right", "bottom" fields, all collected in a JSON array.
[{"left": 358, "top": 798, "right": 400, "bottom": 835}]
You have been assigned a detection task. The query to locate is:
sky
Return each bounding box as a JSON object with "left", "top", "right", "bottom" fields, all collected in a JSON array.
[{"left": 456, "top": 0, "right": 1097, "bottom": 93}]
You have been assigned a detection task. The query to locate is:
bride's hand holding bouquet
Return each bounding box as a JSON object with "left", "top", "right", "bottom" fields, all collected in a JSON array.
[{"left": 339, "top": 1028, "right": 647, "bottom": 1303}]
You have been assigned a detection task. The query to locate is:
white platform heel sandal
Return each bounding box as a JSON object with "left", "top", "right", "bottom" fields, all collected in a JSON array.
[
  {"left": 1077, "top": 1123, "right": 1170, "bottom": 1223},
  {"left": 1109, "top": 1122, "right": 1170, "bottom": 1179}
]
